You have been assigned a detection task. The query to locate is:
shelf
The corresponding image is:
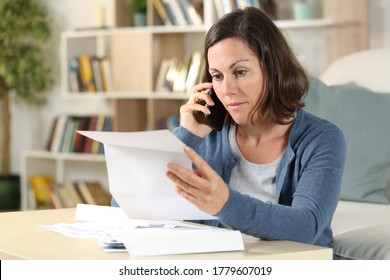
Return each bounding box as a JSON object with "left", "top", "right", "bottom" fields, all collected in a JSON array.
[
  {"left": 64, "top": 18, "right": 343, "bottom": 37},
  {"left": 22, "top": 150, "right": 106, "bottom": 162},
  {"left": 276, "top": 18, "right": 344, "bottom": 29},
  {"left": 20, "top": 150, "right": 109, "bottom": 210},
  {"left": 62, "top": 91, "right": 189, "bottom": 100}
]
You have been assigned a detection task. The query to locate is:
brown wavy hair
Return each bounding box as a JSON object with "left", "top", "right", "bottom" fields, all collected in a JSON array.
[{"left": 203, "top": 7, "right": 309, "bottom": 125}]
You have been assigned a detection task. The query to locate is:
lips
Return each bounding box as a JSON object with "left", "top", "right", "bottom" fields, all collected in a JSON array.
[{"left": 227, "top": 102, "right": 246, "bottom": 109}]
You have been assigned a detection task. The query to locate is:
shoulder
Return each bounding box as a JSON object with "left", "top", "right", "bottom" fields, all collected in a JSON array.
[{"left": 291, "top": 110, "right": 346, "bottom": 153}]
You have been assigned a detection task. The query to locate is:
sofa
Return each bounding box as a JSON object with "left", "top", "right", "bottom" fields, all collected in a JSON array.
[{"left": 305, "top": 48, "right": 390, "bottom": 260}]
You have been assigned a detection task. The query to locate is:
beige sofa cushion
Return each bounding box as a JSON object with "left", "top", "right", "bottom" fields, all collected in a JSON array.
[
  {"left": 320, "top": 48, "right": 390, "bottom": 93},
  {"left": 333, "top": 224, "right": 390, "bottom": 260},
  {"left": 332, "top": 201, "right": 390, "bottom": 236},
  {"left": 332, "top": 201, "right": 390, "bottom": 260}
]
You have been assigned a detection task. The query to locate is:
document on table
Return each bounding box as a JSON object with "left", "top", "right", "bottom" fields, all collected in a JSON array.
[
  {"left": 78, "top": 129, "right": 214, "bottom": 220},
  {"left": 39, "top": 204, "right": 245, "bottom": 256}
]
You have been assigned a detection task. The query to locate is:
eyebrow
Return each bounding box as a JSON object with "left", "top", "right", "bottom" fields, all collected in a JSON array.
[{"left": 209, "top": 59, "right": 250, "bottom": 72}]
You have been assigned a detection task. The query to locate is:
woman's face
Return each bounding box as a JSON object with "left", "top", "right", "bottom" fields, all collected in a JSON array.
[{"left": 207, "top": 37, "right": 265, "bottom": 126}]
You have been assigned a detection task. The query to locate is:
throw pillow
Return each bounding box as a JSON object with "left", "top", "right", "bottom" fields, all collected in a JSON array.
[{"left": 305, "top": 77, "right": 390, "bottom": 204}]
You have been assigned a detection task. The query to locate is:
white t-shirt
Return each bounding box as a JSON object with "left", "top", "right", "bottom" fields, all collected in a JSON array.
[{"left": 229, "top": 124, "right": 283, "bottom": 204}]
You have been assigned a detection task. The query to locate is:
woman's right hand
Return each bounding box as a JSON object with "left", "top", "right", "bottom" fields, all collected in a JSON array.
[{"left": 180, "top": 82, "right": 215, "bottom": 138}]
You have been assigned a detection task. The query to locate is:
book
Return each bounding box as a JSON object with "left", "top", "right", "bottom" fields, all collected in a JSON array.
[
  {"left": 187, "top": 0, "right": 204, "bottom": 26},
  {"left": 98, "top": 116, "right": 113, "bottom": 154},
  {"left": 47, "top": 114, "right": 113, "bottom": 155},
  {"left": 60, "top": 117, "right": 77, "bottom": 153},
  {"left": 162, "top": 0, "right": 188, "bottom": 25},
  {"left": 213, "top": 0, "right": 225, "bottom": 19},
  {"left": 90, "top": 56, "right": 104, "bottom": 92},
  {"left": 155, "top": 59, "right": 173, "bottom": 92},
  {"left": 164, "top": 57, "right": 179, "bottom": 92},
  {"left": 75, "top": 181, "right": 96, "bottom": 204},
  {"left": 78, "top": 55, "right": 96, "bottom": 92},
  {"left": 91, "top": 115, "right": 106, "bottom": 154},
  {"left": 49, "top": 115, "right": 68, "bottom": 152},
  {"left": 185, "top": 52, "right": 203, "bottom": 92},
  {"left": 46, "top": 116, "right": 58, "bottom": 151},
  {"left": 179, "top": 0, "right": 203, "bottom": 26},
  {"left": 197, "top": 57, "right": 206, "bottom": 84},
  {"left": 76, "top": 181, "right": 111, "bottom": 206},
  {"left": 29, "top": 176, "right": 55, "bottom": 209},
  {"left": 100, "top": 56, "right": 115, "bottom": 92},
  {"left": 72, "top": 116, "right": 90, "bottom": 153},
  {"left": 46, "top": 183, "right": 64, "bottom": 209},
  {"left": 152, "top": 0, "right": 173, "bottom": 26},
  {"left": 62, "top": 181, "right": 84, "bottom": 207},
  {"left": 172, "top": 56, "right": 190, "bottom": 93},
  {"left": 68, "top": 117, "right": 81, "bottom": 153},
  {"left": 54, "top": 183, "right": 76, "bottom": 208},
  {"left": 103, "top": 116, "right": 113, "bottom": 132},
  {"left": 82, "top": 115, "right": 98, "bottom": 154},
  {"left": 68, "top": 58, "right": 83, "bottom": 92},
  {"left": 47, "top": 115, "right": 113, "bottom": 154}
]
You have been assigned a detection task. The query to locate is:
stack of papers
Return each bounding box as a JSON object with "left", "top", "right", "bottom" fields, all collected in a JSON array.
[{"left": 40, "top": 204, "right": 244, "bottom": 256}]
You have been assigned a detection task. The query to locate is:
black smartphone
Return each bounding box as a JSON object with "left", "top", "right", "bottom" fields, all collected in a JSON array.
[{"left": 193, "top": 88, "right": 226, "bottom": 131}]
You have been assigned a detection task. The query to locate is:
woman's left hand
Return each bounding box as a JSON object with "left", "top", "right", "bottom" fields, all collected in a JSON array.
[{"left": 166, "top": 146, "right": 229, "bottom": 216}]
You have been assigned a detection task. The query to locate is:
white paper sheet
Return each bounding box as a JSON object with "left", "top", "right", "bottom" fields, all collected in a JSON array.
[
  {"left": 117, "top": 225, "right": 245, "bottom": 256},
  {"left": 78, "top": 130, "right": 215, "bottom": 220},
  {"left": 39, "top": 204, "right": 244, "bottom": 256}
]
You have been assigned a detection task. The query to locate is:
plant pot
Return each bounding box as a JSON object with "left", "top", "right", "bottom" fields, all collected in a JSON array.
[
  {"left": 0, "top": 174, "right": 21, "bottom": 211},
  {"left": 133, "top": 12, "right": 147, "bottom": 26},
  {"left": 293, "top": 2, "right": 314, "bottom": 20}
]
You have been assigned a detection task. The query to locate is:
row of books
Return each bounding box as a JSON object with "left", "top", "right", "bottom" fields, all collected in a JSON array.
[
  {"left": 214, "top": 0, "right": 262, "bottom": 19},
  {"left": 68, "top": 55, "right": 115, "bottom": 93},
  {"left": 29, "top": 176, "right": 112, "bottom": 209},
  {"left": 218, "top": 0, "right": 279, "bottom": 20},
  {"left": 47, "top": 115, "right": 112, "bottom": 154},
  {"left": 152, "top": 0, "right": 204, "bottom": 26},
  {"left": 155, "top": 51, "right": 205, "bottom": 93}
]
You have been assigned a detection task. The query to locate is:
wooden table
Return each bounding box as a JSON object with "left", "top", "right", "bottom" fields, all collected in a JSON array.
[{"left": 0, "top": 208, "right": 332, "bottom": 260}]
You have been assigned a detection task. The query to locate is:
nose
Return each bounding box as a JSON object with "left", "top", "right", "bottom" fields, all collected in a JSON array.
[{"left": 219, "top": 76, "right": 236, "bottom": 97}]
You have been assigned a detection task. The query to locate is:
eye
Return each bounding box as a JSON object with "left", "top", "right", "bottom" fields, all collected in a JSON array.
[
  {"left": 211, "top": 73, "right": 222, "bottom": 81},
  {"left": 235, "top": 69, "right": 247, "bottom": 77}
]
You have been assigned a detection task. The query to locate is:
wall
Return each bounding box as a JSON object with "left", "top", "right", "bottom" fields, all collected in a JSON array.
[
  {"left": 370, "top": 0, "right": 390, "bottom": 48},
  {"left": 2, "top": 0, "right": 390, "bottom": 175}
]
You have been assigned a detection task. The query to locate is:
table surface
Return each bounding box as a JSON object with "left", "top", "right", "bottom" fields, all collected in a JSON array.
[{"left": 0, "top": 208, "right": 332, "bottom": 260}]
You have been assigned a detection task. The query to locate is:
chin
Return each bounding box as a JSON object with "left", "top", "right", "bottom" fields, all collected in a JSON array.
[{"left": 230, "top": 116, "right": 250, "bottom": 126}]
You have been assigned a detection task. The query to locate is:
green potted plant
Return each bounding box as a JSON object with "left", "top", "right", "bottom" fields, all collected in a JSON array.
[
  {"left": 0, "top": 0, "right": 53, "bottom": 210},
  {"left": 125, "top": 0, "right": 147, "bottom": 26}
]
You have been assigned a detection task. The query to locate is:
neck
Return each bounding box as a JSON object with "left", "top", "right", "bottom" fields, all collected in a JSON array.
[
  {"left": 234, "top": 119, "right": 293, "bottom": 164},
  {"left": 236, "top": 118, "right": 293, "bottom": 145}
]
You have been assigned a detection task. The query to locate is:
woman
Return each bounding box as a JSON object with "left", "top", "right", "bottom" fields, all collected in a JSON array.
[{"left": 166, "top": 7, "right": 346, "bottom": 253}]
